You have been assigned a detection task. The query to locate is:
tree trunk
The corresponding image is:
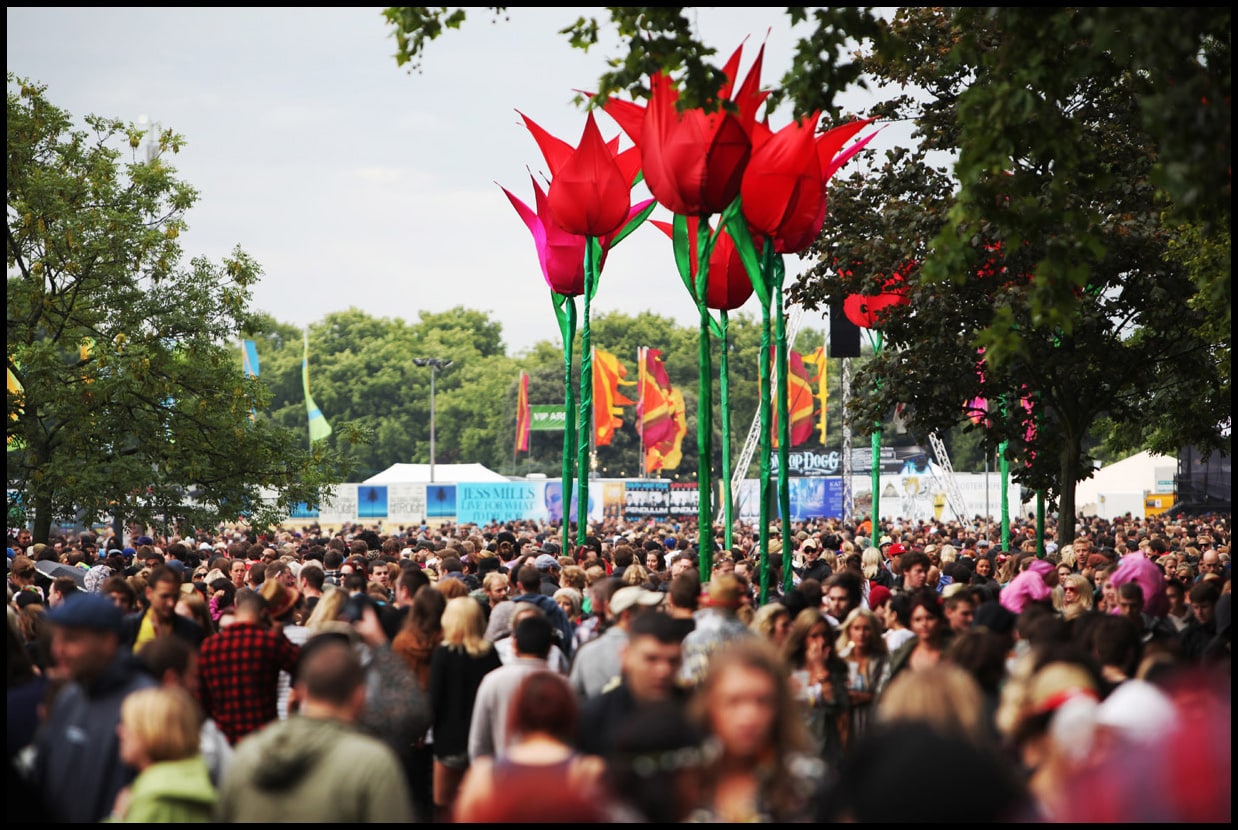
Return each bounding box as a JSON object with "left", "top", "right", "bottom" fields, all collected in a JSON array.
[{"left": 1056, "top": 432, "right": 1083, "bottom": 547}]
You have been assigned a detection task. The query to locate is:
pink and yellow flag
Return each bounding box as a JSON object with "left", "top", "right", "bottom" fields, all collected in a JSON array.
[
  {"left": 592, "top": 349, "right": 635, "bottom": 447},
  {"left": 515, "top": 371, "right": 531, "bottom": 453}
]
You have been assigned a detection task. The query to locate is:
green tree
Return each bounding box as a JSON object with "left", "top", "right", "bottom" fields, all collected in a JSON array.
[
  {"left": 791, "top": 9, "right": 1229, "bottom": 544},
  {"left": 7, "top": 76, "right": 359, "bottom": 541},
  {"left": 257, "top": 306, "right": 520, "bottom": 479}
]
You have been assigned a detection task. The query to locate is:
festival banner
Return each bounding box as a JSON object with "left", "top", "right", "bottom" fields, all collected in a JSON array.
[
  {"left": 536, "top": 480, "right": 603, "bottom": 524},
  {"left": 426, "top": 485, "right": 457, "bottom": 520},
  {"left": 668, "top": 481, "right": 700, "bottom": 520},
  {"left": 515, "top": 371, "right": 531, "bottom": 452},
  {"left": 603, "top": 481, "right": 626, "bottom": 521},
  {"left": 593, "top": 348, "right": 635, "bottom": 447},
  {"left": 529, "top": 405, "right": 567, "bottom": 431},
  {"left": 771, "top": 445, "right": 938, "bottom": 477},
  {"left": 624, "top": 479, "right": 670, "bottom": 520},
  {"left": 386, "top": 483, "right": 428, "bottom": 525},
  {"left": 317, "top": 483, "right": 358, "bottom": 525},
  {"left": 458, "top": 482, "right": 542, "bottom": 524},
  {"left": 357, "top": 485, "right": 389, "bottom": 519}
]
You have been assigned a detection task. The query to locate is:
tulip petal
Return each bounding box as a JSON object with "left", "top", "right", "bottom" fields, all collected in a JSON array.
[{"left": 547, "top": 112, "right": 631, "bottom": 237}]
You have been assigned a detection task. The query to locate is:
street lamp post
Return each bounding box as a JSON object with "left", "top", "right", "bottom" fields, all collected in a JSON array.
[{"left": 413, "top": 358, "right": 452, "bottom": 482}]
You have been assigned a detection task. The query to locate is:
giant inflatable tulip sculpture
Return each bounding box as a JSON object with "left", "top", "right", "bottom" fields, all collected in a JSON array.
[
  {"left": 652, "top": 217, "right": 753, "bottom": 552},
  {"left": 724, "top": 105, "right": 878, "bottom": 597},
  {"left": 607, "top": 39, "right": 877, "bottom": 590},
  {"left": 500, "top": 111, "right": 654, "bottom": 551},
  {"left": 604, "top": 42, "right": 767, "bottom": 579}
]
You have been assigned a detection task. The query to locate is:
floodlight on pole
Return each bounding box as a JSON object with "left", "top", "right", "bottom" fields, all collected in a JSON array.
[{"left": 413, "top": 358, "right": 453, "bottom": 482}]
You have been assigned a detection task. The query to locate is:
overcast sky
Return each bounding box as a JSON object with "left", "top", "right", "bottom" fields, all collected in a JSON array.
[{"left": 8, "top": 7, "right": 901, "bottom": 356}]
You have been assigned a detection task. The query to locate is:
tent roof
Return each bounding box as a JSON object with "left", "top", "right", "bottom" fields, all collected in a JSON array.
[
  {"left": 363, "top": 463, "right": 509, "bottom": 484},
  {"left": 1075, "top": 451, "right": 1176, "bottom": 507}
]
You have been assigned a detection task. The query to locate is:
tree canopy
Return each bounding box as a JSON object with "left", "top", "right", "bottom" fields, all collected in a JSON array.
[{"left": 7, "top": 75, "right": 359, "bottom": 541}]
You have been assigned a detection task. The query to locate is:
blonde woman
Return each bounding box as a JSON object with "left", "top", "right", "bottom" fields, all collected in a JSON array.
[
  {"left": 622, "top": 563, "right": 649, "bottom": 587},
  {"left": 1053, "top": 573, "right": 1094, "bottom": 620},
  {"left": 878, "top": 662, "right": 990, "bottom": 748},
  {"left": 836, "top": 606, "right": 891, "bottom": 746},
  {"left": 553, "top": 587, "right": 583, "bottom": 630},
  {"left": 860, "top": 546, "right": 883, "bottom": 582},
  {"left": 111, "top": 686, "right": 216, "bottom": 822},
  {"left": 1057, "top": 544, "right": 1077, "bottom": 572},
  {"left": 428, "top": 596, "right": 503, "bottom": 821},
  {"left": 939, "top": 544, "right": 957, "bottom": 567},
  {"left": 749, "top": 601, "right": 793, "bottom": 649},
  {"left": 304, "top": 584, "right": 348, "bottom": 631}
]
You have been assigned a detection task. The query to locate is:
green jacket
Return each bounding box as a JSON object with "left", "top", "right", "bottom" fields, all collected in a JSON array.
[
  {"left": 216, "top": 715, "right": 414, "bottom": 822},
  {"left": 113, "top": 756, "right": 216, "bottom": 822}
]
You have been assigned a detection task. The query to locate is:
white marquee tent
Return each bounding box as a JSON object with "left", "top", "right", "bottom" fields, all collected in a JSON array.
[
  {"left": 363, "top": 463, "right": 509, "bottom": 484},
  {"left": 1074, "top": 451, "right": 1177, "bottom": 519}
]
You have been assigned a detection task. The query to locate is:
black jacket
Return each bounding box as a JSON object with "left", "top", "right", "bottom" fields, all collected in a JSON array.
[{"left": 120, "top": 609, "right": 207, "bottom": 653}]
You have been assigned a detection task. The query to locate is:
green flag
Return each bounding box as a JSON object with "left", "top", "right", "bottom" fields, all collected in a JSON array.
[{"left": 303, "top": 331, "right": 332, "bottom": 444}]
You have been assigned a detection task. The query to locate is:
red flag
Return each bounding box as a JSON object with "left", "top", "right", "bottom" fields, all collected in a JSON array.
[
  {"left": 771, "top": 348, "right": 816, "bottom": 448},
  {"left": 515, "top": 371, "right": 531, "bottom": 453},
  {"left": 654, "top": 387, "right": 689, "bottom": 470},
  {"left": 637, "top": 348, "right": 676, "bottom": 449},
  {"left": 593, "top": 349, "right": 635, "bottom": 447},
  {"left": 802, "top": 346, "right": 828, "bottom": 444}
]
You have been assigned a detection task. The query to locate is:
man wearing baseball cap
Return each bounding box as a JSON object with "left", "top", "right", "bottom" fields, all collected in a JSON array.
[
  {"left": 30, "top": 593, "right": 158, "bottom": 822},
  {"left": 569, "top": 585, "right": 664, "bottom": 699}
]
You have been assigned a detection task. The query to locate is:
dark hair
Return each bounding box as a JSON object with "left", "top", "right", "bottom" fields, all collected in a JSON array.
[
  {"left": 907, "top": 587, "right": 945, "bottom": 623},
  {"left": 947, "top": 629, "right": 1008, "bottom": 694},
  {"left": 613, "top": 545, "right": 636, "bottom": 571},
  {"left": 248, "top": 561, "right": 267, "bottom": 586},
  {"left": 901, "top": 552, "right": 932, "bottom": 575},
  {"left": 138, "top": 635, "right": 195, "bottom": 681},
  {"left": 669, "top": 572, "right": 701, "bottom": 610},
  {"left": 826, "top": 570, "right": 864, "bottom": 609},
  {"left": 297, "top": 637, "right": 366, "bottom": 705},
  {"left": 403, "top": 585, "right": 446, "bottom": 636},
  {"left": 943, "top": 592, "right": 976, "bottom": 613},
  {"left": 1117, "top": 581, "right": 1144, "bottom": 603},
  {"left": 299, "top": 564, "right": 326, "bottom": 592},
  {"left": 342, "top": 572, "right": 367, "bottom": 595},
  {"left": 1090, "top": 613, "right": 1143, "bottom": 678},
  {"left": 506, "top": 670, "right": 578, "bottom": 743},
  {"left": 888, "top": 591, "right": 914, "bottom": 628},
  {"left": 626, "top": 609, "right": 680, "bottom": 645},
  {"left": 517, "top": 565, "right": 542, "bottom": 593},
  {"left": 398, "top": 565, "right": 431, "bottom": 597},
  {"left": 512, "top": 613, "right": 553, "bottom": 658},
  {"left": 100, "top": 575, "right": 137, "bottom": 607},
  {"left": 817, "top": 721, "right": 1030, "bottom": 823},
  {"left": 145, "top": 564, "right": 181, "bottom": 590},
  {"left": 1189, "top": 580, "right": 1221, "bottom": 605}
]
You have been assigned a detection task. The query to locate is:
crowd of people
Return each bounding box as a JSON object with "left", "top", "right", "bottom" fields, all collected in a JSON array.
[{"left": 6, "top": 509, "right": 1232, "bottom": 822}]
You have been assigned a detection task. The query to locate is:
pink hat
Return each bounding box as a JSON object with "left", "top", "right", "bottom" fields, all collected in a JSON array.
[{"left": 1000, "top": 568, "right": 1052, "bottom": 615}]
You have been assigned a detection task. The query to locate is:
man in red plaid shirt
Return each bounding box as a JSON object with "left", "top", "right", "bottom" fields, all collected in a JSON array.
[{"left": 198, "top": 588, "right": 301, "bottom": 745}]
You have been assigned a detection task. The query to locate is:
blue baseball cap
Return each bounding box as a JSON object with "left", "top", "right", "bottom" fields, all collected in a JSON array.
[{"left": 46, "top": 592, "right": 123, "bottom": 633}]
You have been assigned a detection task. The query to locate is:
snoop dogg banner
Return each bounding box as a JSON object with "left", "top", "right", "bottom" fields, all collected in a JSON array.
[{"left": 772, "top": 446, "right": 936, "bottom": 477}]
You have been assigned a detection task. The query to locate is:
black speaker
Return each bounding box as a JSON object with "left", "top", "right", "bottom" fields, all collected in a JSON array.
[{"left": 829, "top": 300, "right": 861, "bottom": 358}]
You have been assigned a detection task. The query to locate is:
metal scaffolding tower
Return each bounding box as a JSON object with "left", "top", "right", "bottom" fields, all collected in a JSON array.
[
  {"left": 927, "top": 431, "right": 970, "bottom": 521},
  {"left": 841, "top": 358, "right": 854, "bottom": 522}
]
